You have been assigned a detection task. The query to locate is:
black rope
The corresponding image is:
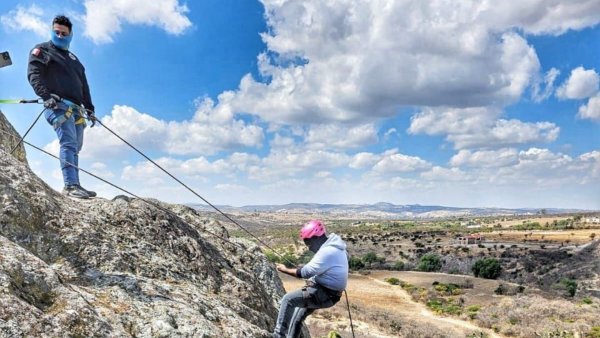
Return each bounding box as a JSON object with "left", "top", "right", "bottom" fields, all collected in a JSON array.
[
  {"left": 10, "top": 106, "right": 46, "bottom": 154},
  {"left": 4, "top": 97, "right": 357, "bottom": 334},
  {"left": 93, "top": 114, "right": 356, "bottom": 335},
  {"left": 93, "top": 118, "right": 293, "bottom": 262},
  {"left": 0, "top": 128, "right": 250, "bottom": 254},
  {"left": 344, "top": 290, "right": 356, "bottom": 338}
]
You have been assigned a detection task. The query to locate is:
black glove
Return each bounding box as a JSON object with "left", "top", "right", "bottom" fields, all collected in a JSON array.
[{"left": 43, "top": 97, "right": 58, "bottom": 109}]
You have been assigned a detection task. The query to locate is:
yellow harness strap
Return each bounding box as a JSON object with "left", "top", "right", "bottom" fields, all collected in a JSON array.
[{"left": 66, "top": 105, "right": 87, "bottom": 125}]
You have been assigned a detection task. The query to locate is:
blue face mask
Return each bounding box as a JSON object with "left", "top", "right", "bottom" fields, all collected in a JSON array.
[{"left": 50, "top": 30, "right": 72, "bottom": 50}]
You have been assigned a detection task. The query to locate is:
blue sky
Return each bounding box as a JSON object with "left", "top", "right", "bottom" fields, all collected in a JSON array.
[{"left": 0, "top": 0, "right": 599, "bottom": 209}]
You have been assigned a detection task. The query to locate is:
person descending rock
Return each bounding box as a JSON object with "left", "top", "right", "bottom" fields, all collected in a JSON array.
[
  {"left": 273, "top": 220, "right": 349, "bottom": 338},
  {"left": 27, "top": 15, "right": 96, "bottom": 199}
]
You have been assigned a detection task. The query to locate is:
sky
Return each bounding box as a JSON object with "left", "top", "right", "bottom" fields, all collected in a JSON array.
[{"left": 0, "top": 0, "right": 599, "bottom": 209}]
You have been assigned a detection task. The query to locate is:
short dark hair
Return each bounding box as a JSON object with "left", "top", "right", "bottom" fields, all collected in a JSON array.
[{"left": 52, "top": 15, "right": 72, "bottom": 32}]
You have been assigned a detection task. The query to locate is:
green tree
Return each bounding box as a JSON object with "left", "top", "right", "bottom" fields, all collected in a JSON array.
[
  {"left": 363, "top": 251, "right": 385, "bottom": 266},
  {"left": 348, "top": 256, "right": 365, "bottom": 270},
  {"left": 417, "top": 253, "right": 442, "bottom": 272},
  {"left": 472, "top": 258, "right": 502, "bottom": 279}
]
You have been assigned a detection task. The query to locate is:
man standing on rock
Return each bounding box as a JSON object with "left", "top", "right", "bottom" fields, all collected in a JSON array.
[
  {"left": 274, "top": 220, "right": 349, "bottom": 338},
  {"left": 27, "top": 15, "right": 96, "bottom": 199}
]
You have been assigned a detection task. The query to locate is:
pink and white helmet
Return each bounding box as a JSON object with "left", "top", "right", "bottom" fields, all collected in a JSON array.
[{"left": 300, "top": 220, "right": 326, "bottom": 240}]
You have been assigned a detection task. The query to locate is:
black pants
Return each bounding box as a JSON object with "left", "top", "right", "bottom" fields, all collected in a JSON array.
[{"left": 273, "top": 283, "right": 341, "bottom": 338}]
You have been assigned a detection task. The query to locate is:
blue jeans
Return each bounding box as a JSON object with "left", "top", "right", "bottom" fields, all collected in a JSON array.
[
  {"left": 47, "top": 105, "right": 85, "bottom": 186},
  {"left": 273, "top": 285, "right": 338, "bottom": 338}
]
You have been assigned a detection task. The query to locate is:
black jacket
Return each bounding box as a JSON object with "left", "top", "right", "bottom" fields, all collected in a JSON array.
[{"left": 27, "top": 41, "right": 94, "bottom": 112}]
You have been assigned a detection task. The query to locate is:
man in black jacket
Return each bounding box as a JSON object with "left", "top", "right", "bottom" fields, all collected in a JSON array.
[{"left": 28, "top": 15, "right": 96, "bottom": 199}]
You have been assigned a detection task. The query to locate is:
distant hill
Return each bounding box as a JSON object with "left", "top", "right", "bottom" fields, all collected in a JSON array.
[{"left": 188, "top": 202, "right": 590, "bottom": 219}]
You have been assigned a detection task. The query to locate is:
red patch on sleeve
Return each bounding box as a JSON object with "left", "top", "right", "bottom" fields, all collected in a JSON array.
[{"left": 31, "top": 48, "right": 40, "bottom": 56}]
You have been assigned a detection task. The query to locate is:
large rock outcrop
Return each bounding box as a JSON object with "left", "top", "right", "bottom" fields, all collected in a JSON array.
[{"left": 0, "top": 111, "right": 295, "bottom": 337}]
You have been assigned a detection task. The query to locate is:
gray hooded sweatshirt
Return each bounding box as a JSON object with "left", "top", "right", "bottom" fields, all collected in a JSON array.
[{"left": 300, "top": 233, "right": 348, "bottom": 291}]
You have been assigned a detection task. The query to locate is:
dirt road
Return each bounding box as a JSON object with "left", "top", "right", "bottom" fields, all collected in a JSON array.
[{"left": 281, "top": 271, "right": 504, "bottom": 338}]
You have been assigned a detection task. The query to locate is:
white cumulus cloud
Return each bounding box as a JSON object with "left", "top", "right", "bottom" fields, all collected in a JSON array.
[
  {"left": 409, "top": 107, "right": 559, "bottom": 149},
  {"left": 1, "top": 5, "right": 47, "bottom": 37},
  {"left": 203, "top": 1, "right": 557, "bottom": 125},
  {"left": 305, "top": 123, "right": 378, "bottom": 149},
  {"left": 578, "top": 93, "right": 600, "bottom": 121},
  {"left": 450, "top": 148, "right": 519, "bottom": 168},
  {"left": 82, "top": 0, "right": 192, "bottom": 44},
  {"left": 349, "top": 152, "right": 381, "bottom": 169},
  {"left": 421, "top": 166, "right": 470, "bottom": 182},
  {"left": 372, "top": 151, "right": 431, "bottom": 174},
  {"left": 77, "top": 103, "right": 264, "bottom": 158},
  {"left": 556, "top": 66, "right": 600, "bottom": 100}
]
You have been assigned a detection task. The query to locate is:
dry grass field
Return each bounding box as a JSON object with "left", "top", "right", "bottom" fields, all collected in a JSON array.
[
  {"left": 485, "top": 229, "right": 598, "bottom": 244},
  {"left": 257, "top": 212, "right": 600, "bottom": 337},
  {"left": 280, "top": 270, "right": 600, "bottom": 338},
  {"left": 280, "top": 272, "right": 503, "bottom": 338},
  {"left": 494, "top": 216, "right": 573, "bottom": 228}
]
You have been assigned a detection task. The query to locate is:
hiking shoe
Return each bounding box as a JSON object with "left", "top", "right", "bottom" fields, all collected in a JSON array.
[
  {"left": 62, "top": 185, "right": 90, "bottom": 199},
  {"left": 77, "top": 185, "right": 97, "bottom": 198}
]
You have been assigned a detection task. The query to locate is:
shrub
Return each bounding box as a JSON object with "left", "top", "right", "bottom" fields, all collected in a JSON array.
[
  {"left": 427, "top": 298, "right": 462, "bottom": 315},
  {"left": 433, "top": 282, "right": 462, "bottom": 295},
  {"left": 417, "top": 253, "right": 442, "bottom": 272},
  {"left": 560, "top": 278, "right": 577, "bottom": 297},
  {"left": 385, "top": 277, "right": 401, "bottom": 285},
  {"left": 392, "top": 260, "right": 405, "bottom": 271},
  {"left": 472, "top": 258, "right": 502, "bottom": 279},
  {"left": 363, "top": 252, "right": 384, "bottom": 265},
  {"left": 390, "top": 320, "right": 402, "bottom": 334},
  {"left": 466, "top": 305, "right": 480, "bottom": 319},
  {"left": 264, "top": 250, "right": 280, "bottom": 263},
  {"left": 589, "top": 327, "right": 600, "bottom": 338},
  {"left": 348, "top": 256, "right": 365, "bottom": 270},
  {"left": 326, "top": 331, "right": 342, "bottom": 338},
  {"left": 494, "top": 284, "right": 506, "bottom": 295},
  {"left": 582, "top": 297, "right": 593, "bottom": 305}
]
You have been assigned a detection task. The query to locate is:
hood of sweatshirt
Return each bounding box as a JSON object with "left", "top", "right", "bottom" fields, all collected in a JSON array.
[{"left": 321, "top": 233, "right": 346, "bottom": 251}]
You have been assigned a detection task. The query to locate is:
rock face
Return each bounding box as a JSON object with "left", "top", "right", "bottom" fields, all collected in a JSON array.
[
  {"left": 0, "top": 110, "right": 27, "bottom": 164},
  {"left": 0, "top": 112, "right": 301, "bottom": 337}
]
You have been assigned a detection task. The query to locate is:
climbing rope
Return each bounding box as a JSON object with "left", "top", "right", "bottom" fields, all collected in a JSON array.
[
  {"left": 0, "top": 98, "right": 293, "bottom": 262},
  {"left": 10, "top": 106, "right": 46, "bottom": 154},
  {"left": 344, "top": 290, "right": 356, "bottom": 337},
  {"left": 1, "top": 99, "right": 357, "bottom": 336},
  {"left": 0, "top": 127, "right": 246, "bottom": 253}
]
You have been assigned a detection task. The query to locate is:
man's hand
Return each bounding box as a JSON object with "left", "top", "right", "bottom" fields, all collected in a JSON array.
[
  {"left": 43, "top": 97, "right": 58, "bottom": 109},
  {"left": 276, "top": 263, "right": 299, "bottom": 278},
  {"left": 87, "top": 110, "right": 97, "bottom": 127}
]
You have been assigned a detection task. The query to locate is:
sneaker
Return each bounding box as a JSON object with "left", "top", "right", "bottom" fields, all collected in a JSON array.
[
  {"left": 76, "top": 185, "right": 97, "bottom": 198},
  {"left": 62, "top": 185, "right": 90, "bottom": 199}
]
